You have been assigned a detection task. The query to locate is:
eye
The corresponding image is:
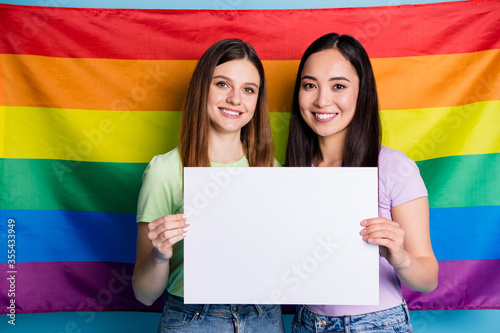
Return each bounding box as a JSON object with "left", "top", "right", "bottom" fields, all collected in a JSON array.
[
  {"left": 216, "top": 81, "right": 229, "bottom": 88},
  {"left": 332, "top": 84, "right": 346, "bottom": 90},
  {"left": 303, "top": 83, "right": 316, "bottom": 90},
  {"left": 244, "top": 87, "right": 256, "bottom": 94}
]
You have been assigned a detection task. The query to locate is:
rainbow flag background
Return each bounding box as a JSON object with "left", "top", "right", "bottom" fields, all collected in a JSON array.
[{"left": 1, "top": 0, "right": 499, "bottom": 321}]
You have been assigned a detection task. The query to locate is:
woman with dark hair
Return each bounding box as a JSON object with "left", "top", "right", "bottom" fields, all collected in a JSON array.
[
  {"left": 133, "top": 39, "right": 283, "bottom": 332},
  {"left": 287, "top": 33, "right": 438, "bottom": 332}
]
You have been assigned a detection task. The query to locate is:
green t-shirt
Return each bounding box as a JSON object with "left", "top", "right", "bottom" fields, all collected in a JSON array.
[{"left": 136, "top": 147, "right": 280, "bottom": 297}]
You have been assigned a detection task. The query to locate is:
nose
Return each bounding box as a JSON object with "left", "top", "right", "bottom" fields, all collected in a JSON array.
[
  {"left": 314, "top": 87, "right": 333, "bottom": 108},
  {"left": 227, "top": 88, "right": 241, "bottom": 105}
]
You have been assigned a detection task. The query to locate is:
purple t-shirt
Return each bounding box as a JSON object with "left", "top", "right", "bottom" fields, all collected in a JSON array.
[{"left": 308, "top": 145, "right": 428, "bottom": 316}]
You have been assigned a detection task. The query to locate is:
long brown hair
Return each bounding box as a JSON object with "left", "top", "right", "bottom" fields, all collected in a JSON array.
[
  {"left": 286, "top": 33, "right": 381, "bottom": 167},
  {"left": 179, "top": 39, "right": 274, "bottom": 167}
]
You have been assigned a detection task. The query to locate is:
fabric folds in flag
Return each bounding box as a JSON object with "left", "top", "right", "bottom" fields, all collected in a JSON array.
[{"left": 0, "top": 0, "right": 499, "bottom": 313}]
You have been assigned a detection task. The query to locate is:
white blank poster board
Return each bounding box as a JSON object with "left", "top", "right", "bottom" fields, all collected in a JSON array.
[{"left": 183, "top": 167, "right": 379, "bottom": 305}]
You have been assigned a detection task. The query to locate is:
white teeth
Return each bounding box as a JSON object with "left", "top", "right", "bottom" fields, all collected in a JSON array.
[
  {"left": 221, "top": 109, "right": 240, "bottom": 116},
  {"left": 315, "top": 113, "right": 336, "bottom": 119}
]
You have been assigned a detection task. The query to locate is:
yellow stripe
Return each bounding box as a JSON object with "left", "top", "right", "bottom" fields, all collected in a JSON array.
[
  {"left": 4, "top": 101, "right": 499, "bottom": 163},
  {"left": 3, "top": 106, "right": 292, "bottom": 164},
  {"left": 3, "top": 107, "right": 181, "bottom": 163},
  {"left": 0, "top": 105, "right": 5, "bottom": 158},
  {"left": 381, "top": 100, "right": 500, "bottom": 161},
  {"left": 2, "top": 49, "right": 499, "bottom": 112}
]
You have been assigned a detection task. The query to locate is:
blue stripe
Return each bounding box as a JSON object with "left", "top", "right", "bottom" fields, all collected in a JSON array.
[
  {"left": 3, "top": 0, "right": 466, "bottom": 9},
  {"left": 430, "top": 206, "right": 500, "bottom": 261},
  {"left": 1, "top": 205, "right": 499, "bottom": 263},
  {"left": 0, "top": 310, "right": 499, "bottom": 332},
  {"left": 0, "top": 210, "right": 137, "bottom": 263}
]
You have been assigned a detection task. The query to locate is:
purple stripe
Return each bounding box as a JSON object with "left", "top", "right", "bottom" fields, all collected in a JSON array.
[
  {"left": 2, "top": 260, "right": 499, "bottom": 313},
  {"left": 0, "top": 262, "right": 163, "bottom": 314},
  {"left": 403, "top": 259, "right": 500, "bottom": 310}
]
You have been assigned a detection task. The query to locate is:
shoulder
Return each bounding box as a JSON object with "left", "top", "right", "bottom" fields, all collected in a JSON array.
[
  {"left": 148, "top": 147, "right": 181, "bottom": 169},
  {"left": 378, "top": 145, "right": 420, "bottom": 177},
  {"left": 378, "top": 145, "right": 428, "bottom": 207},
  {"left": 155, "top": 147, "right": 182, "bottom": 166},
  {"left": 143, "top": 147, "right": 182, "bottom": 180},
  {"left": 379, "top": 145, "right": 411, "bottom": 164}
]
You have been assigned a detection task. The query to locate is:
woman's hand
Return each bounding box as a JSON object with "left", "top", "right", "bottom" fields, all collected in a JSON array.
[
  {"left": 360, "top": 217, "right": 409, "bottom": 269},
  {"left": 360, "top": 197, "right": 438, "bottom": 294},
  {"left": 148, "top": 214, "right": 190, "bottom": 261},
  {"left": 133, "top": 214, "right": 190, "bottom": 305}
]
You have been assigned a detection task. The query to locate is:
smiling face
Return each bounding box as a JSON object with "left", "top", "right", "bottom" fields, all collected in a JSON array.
[
  {"left": 299, "top": 49, "right": 359, "bottom": 142},
  {"left": 206, "top": 59, "right": 260, "bottom": 135}
]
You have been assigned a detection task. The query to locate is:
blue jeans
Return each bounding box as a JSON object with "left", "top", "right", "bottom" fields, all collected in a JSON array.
[
  {"left": 158, "top": 293, "right": 284, "bottom": 332},
  {"left": 292, "top": 300, "right": 413, "bottom": 333}
]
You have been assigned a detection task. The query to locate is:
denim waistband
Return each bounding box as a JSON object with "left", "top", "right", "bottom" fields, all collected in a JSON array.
[
  {"left": 295, "top": 299, "right": 411, "bottom": 332},
  {"left": 165, "top": 293, "right": 268, "bottom": 320}
]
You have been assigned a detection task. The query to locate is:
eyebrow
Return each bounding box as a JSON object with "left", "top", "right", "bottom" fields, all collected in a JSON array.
[
  {"left": 301, "top": 75, "right": 351, "bottom": 82},
  {"left": 212, "top": 75, "right": 259, "bottom": 89}
]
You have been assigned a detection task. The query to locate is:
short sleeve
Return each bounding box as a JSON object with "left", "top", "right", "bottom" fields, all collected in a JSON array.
[
  {"left": 136, "top": 153, "right": 183, "bottom": 223},
  {"left": 379, "top": 147, "right": 428, "bottom": 209}
]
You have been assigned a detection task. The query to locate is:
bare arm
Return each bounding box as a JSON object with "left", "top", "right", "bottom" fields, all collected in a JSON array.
[
  {"left": 361, "top": 196, "right": 438, "bottom": 293},
  {"left": 132, "top": 214, "right": 189, "bottom": 305}
]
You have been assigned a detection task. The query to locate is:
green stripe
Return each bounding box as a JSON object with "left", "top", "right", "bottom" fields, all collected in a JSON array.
[
  {"left": 3, "top": 152, "right": 498, "bottom": 213},
  {"left": 2, "top": 158, "right": 147, "bottom": 214},
  {"left": 270, "top": 112, "right": 291, "bottom": 165},
  {"left": 417, "top": 153, "right": 500, "bottom": 209}
]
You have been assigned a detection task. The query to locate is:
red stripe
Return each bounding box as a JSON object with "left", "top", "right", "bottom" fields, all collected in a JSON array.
[
  {"left": 0, "top": 1, "right": 499, "bottom": 60},
  {"left": 402, "top": 259, "right": 500, "bottom": 310},
  {"left": 1, "top": 259, "right": 499, "bottom": 314}
]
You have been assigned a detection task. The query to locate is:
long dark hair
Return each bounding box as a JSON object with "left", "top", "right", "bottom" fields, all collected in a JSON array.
[
  {"left": 285, "top": 33, "right": 381, "bottom": 167},
  {"left": 179, "top": 38, "right": 274, "bottom": 167}
]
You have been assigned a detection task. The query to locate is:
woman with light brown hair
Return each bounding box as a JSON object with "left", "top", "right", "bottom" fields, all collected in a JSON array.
[{"left": 133, "top": 38, "right": 283, "bottom": 332}]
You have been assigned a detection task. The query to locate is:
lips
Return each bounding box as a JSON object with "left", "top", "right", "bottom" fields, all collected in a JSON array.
[
  {"left": 219, "top": 107, "right": 243, "bottom": 118},
  {"left": 313, "top": 112, "right": 338, "bottom": 122}
]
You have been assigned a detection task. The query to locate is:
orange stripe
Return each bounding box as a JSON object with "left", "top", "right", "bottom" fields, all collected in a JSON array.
[
  {"left": 0, "top": 61, "right": 4, "bottom": 157},
  {"left": 2, "top": 49, "right": 499, "bottom": 112},
  {"left": 0, "top": 55, "right": 192, "bottom": 112},
  {"left": 373, "top": 49, "right": 500, "bottom": 110},
  {"left": 265, "top": 61, "right": 298, "bottom": 113},
  {"left": 0, "top": 59, "right": 5, "bottom": 106}
]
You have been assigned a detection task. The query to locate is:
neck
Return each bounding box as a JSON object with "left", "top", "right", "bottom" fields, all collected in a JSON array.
[
  {"left": 314, "top": 132, "right": 346, "bottom": 167},
  {"left": 208, "top": 130, "right": 244, "bottom": 164}
]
